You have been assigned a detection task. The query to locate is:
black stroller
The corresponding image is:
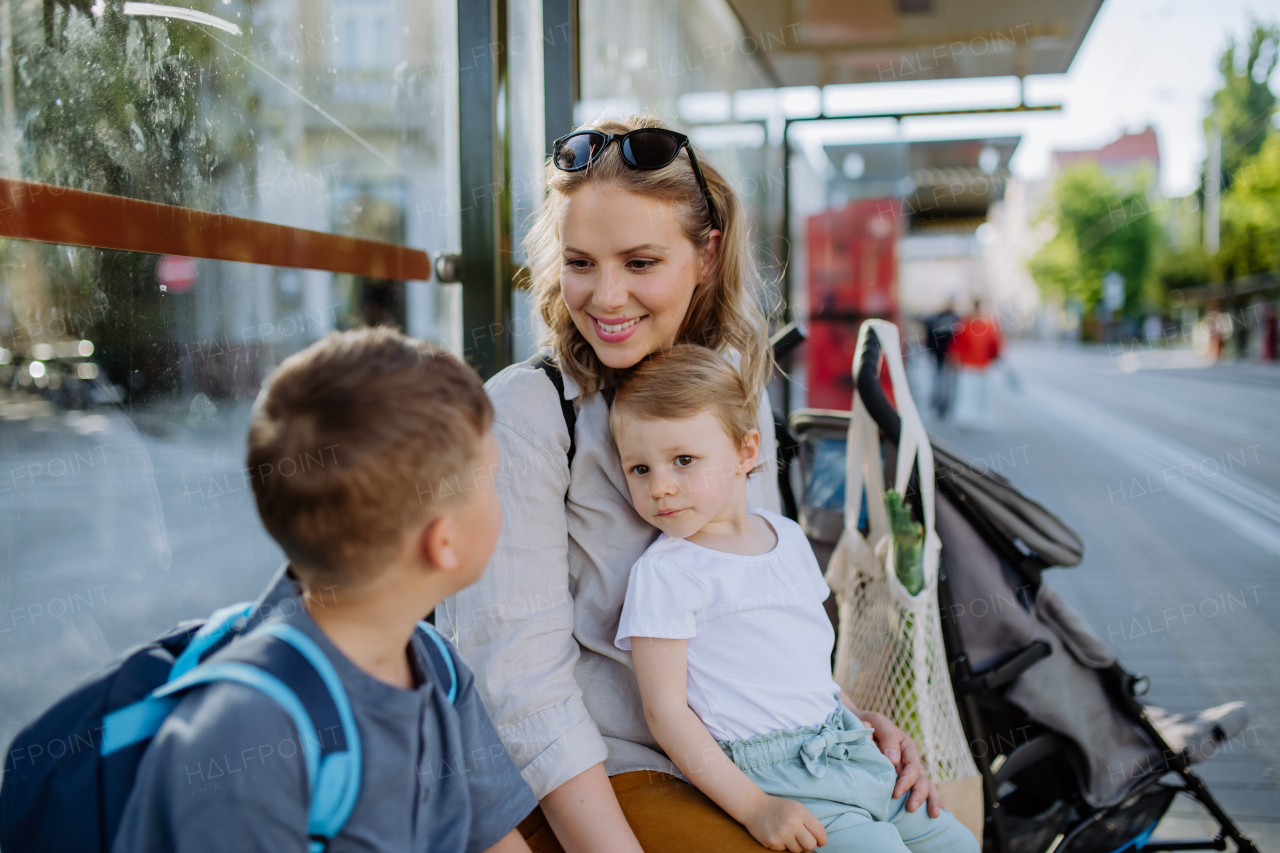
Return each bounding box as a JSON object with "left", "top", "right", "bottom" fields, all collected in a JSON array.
[{"left": 772, "top": 326, "right": 1260, "bottom": 853}]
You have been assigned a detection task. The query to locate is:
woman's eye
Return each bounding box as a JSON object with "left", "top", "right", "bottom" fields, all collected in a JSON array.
[
  {"left": 626, "top": 259, "right": 657, "bottom": 271},
  {"left": 630, "top": 465, "right": 649, "bottom": 476},
  {"left": 674, "top": 455, "right": 694, "bottom": 467},
  {"left": 565, "top": 258, "right": 591, "bottom": 271}
]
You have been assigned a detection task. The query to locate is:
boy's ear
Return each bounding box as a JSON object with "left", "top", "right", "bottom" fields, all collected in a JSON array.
[
  {"left": 420, "top": 513, "right": 461, "bottom": 573},
  {"left": 738, "top": 428, "right": 761, "bottom": 473}
]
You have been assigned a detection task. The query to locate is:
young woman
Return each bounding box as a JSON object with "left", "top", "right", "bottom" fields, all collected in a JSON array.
[{"left": 438, "top": 116, "right": 943, "bottom": 852}]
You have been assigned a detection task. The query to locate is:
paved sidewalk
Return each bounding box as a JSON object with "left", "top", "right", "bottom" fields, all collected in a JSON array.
[{"left": 919, "top": 343, "right": 1280, "bottom": 851}]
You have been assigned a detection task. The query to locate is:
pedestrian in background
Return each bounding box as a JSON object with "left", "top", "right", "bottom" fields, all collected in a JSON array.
[
  {"left": 923, "top": 302, "right": 960, "bottom": 418},
  {"left": 949, "top": 300, "right": 1002, "bottom": 429}
]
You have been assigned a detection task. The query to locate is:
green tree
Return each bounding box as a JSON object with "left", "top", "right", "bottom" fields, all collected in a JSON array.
[
  {"left": 1028, "top": 162, "right": 1161, "bottom": 316},
  {"left": 1218, "top": 132, "right": 1280, "bottom": 279},
  {"left": 1209, "top": 22, "right": 1279, "bottom": 188},
  {"left": 1154, "top": 244, "right": 1215, "bottom": 298},
  {"left": 7, "top": 0, "right": 262, "bottom": 397},
  {"left": 1195, "top": 21, "right": 1280, "bottom": 284}
]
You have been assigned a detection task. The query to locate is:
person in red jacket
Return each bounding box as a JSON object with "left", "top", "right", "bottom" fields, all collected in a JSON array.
[{"left": 948, "top": 300, "right": 1001, "bottom": 427}]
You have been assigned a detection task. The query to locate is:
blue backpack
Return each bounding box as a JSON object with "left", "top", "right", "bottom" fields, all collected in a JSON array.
[{"left": 0, "top": 600, "right": 458, "bottom": 853}]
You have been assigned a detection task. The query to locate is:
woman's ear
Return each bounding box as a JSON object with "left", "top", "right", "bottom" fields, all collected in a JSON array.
[
  {"left": 697, "top": 229, "right": 722, "bottom": 285},
  {"left": 738, "top": 428, "right": 761, "bottom": 474}
]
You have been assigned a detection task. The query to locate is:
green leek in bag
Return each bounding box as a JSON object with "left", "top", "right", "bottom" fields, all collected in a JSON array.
[{"left": 884, "top": 490, "right": 925, "bottom": 595}]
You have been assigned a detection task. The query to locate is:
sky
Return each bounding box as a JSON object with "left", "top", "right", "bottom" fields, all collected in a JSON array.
[
  {"left": 1009, "top": 0, "right": 1280, "bottom": 195},
  {"left": 786, "top": 0, "right": 1280, "bottom": 197}
]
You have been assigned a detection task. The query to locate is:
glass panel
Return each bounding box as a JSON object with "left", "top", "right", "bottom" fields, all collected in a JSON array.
[
  {"left": 578, "top": 0, "right": 774, "bottom": 114},
  {"left": 506, "top": 0, "right": 547, "bottom": 361},
  {"left": 577, "top": 0, "right": 785, "bottom": 302},
  {"left": 0, "top": 0, "right": 460, "bottom": 748},
  {"left": 804, "top": 436, "right": 850, "bottom": 512}
]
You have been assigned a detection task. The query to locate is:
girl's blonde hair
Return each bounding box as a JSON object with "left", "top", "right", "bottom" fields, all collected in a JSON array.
[
  {"left": 610, "top": 344, "right": 759, "bottom": 451},
  {"left": 524, "top": 114, "right": 774, "bottom": 399}
]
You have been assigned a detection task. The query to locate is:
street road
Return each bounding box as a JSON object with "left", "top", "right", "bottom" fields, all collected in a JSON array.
[
  {"left": 921, "top": 342, "right": 1280, "bottom": 850},
  {"left": 0, "top": 393, "right": 283, "bottom": 757}
]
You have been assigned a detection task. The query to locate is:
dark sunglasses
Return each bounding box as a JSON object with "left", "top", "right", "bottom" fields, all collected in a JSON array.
[{"left": 551, "top": 128, "right": 722, "bottom": 231}]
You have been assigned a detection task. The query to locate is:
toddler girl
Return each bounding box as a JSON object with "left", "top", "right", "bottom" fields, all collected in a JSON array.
[{"left": 612, "top": 345, "right": 978, "bottom": 853}]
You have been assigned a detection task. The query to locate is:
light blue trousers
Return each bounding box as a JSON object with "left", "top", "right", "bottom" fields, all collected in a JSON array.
[{"left": 719, "top": 703, "right": 979, "bottom": 853}]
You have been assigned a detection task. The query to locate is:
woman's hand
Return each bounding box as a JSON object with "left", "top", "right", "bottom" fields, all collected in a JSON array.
[
  {"left": 839, "top": 692, "right": 945, "bottom": 818},
  {"left": 742, "top": 792, "right": 828, "bottom": 853}
]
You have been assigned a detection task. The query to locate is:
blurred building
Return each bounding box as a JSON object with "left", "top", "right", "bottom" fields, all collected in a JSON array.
[
  {"left": 791, "top": 136, "right": 1022, "bottom": 406},
  {"left": 1051, "top": 125, "right": 1162, "bottom": 182}
]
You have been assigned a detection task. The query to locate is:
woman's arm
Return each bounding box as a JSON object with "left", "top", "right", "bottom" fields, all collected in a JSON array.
[
  {"left": 437, "top": 368, "right": 617, "bottom": 816},
  {"left": 539, "top": 763, "right": 644, "bottom": 853},
  {"left": 837, "top": 690, "right": 944, "bottom": 817},
  {"left": 632, "top": 638, "right": 827, "bottom": 853}
]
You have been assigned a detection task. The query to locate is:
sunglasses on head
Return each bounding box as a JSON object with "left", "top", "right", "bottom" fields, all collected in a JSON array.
[{"left": 551, "top": 128, "right": 722, "bottom": 231}]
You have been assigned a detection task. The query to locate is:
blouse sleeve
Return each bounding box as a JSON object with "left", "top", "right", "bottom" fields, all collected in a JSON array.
[
  {"left": 614, "top": 552, "right": 709, "bottom": 650},
  {"left": 437, "top": 365, "right": 608, "bottom": 800}
]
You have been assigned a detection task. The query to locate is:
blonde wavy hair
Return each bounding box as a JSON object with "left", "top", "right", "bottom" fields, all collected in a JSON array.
[{"left": 523, "top": 115, "right": 775, "bottom": 399}]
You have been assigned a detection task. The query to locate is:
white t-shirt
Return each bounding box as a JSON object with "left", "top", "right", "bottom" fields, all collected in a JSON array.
[{"left": 615, "top": 509, "right": 841, "bottom": 743}]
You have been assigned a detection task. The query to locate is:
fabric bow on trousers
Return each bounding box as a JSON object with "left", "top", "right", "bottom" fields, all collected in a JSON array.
[
  {"left": 719, "top": 701, "right": 979, "bottom": 853},
  {"left": 798, "top": 723, "right": 875, "bottom": 779}
]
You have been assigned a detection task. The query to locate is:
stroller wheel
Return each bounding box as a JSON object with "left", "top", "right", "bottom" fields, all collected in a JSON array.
[
  {"left": 997, "top": 800, "right": 1077, "bottom": 853},
  {"left": 1059, "top": 783, "right": 1178, "bottom": 853}
]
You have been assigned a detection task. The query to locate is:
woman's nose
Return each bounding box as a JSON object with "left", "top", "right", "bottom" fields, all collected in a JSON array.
[{"left": 592, "top": 265, "right": 629, "bottom": 313}]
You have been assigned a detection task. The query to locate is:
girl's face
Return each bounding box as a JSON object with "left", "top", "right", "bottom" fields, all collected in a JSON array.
[
  {"left": 560, "top": 183, "right": 720, "bottom": 369},
  {"left": 614, "top": 408, "right": 759, "bottom": 540}
]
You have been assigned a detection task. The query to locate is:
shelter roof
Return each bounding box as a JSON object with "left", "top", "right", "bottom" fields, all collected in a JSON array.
[{"left": 727, "top": 0, "right": 1103, "bottom": 87}]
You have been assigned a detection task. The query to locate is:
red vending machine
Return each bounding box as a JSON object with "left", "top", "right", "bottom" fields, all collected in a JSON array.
[{"left": 804, "top": 199, "right": 900, "bottom": 410}]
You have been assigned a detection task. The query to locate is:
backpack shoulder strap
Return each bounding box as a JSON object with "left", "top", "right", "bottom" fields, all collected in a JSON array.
[
  {"left": 416, "top": 621, "right": 458, "bottom": 704},
  {"left": 156, "top": 624, "right": 361, "bottom": 853},
  {"left": 101, "top": 601, "right": 257, "bottom": 755},
  {"left": 527, "top": 353, "right": 577, "bottom": 467}
]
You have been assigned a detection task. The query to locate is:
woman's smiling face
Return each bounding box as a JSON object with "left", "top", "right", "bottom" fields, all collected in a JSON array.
[{"left": 560, "top": 183, "right": 718, "bottom": 369}]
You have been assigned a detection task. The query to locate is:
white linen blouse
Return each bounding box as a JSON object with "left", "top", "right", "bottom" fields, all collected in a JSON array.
[{"left": 438, "top": 356, "right": 781, "bottom": 799}]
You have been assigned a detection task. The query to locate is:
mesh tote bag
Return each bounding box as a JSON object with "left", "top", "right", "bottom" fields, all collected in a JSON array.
[{"left": 824, "top": 320, "right": 983, "bottom": 840}]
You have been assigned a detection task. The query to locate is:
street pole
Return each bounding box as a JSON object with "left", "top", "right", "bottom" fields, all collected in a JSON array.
[
  {"left": 457, "top": 0, "right": 512, "bottom": 380},
  {"left": 542, "top": 0, "right": 575, "bottom": 156},
  {"left": 1204, "top": 114, "right": 1221, "bottom": 254}
]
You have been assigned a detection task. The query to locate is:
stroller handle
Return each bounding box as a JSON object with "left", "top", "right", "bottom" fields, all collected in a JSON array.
[
  {"left": 770, "top": 321, "right": 808, "bottom": 363},
  {"left": 856, "top": 327, "right": 903, "bottom": 444}
]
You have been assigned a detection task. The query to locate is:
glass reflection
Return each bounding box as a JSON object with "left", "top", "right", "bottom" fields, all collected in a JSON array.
[{"left": 0, "top": 0, "right": 459, "bottom": 750}]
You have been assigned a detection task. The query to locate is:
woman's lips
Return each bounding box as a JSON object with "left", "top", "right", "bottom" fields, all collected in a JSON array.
[{"left": 590, "top": 314, "right": 645, "bottom": 343}]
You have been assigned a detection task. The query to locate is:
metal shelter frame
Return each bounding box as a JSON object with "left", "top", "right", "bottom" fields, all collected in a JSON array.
[{"left": 454, "top": 0, "right": 575, "bottom": 380}]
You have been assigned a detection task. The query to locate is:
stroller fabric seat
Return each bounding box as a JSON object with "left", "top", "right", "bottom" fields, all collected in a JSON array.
[{"left": 926, "top": 472, "right": 1162, "bottom": 809}]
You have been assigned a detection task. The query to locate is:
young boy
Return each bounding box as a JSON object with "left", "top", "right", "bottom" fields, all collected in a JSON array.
[
  {"left": 611, "top": 345, "right": 977, "bottom": 853},
  {"left": 114, "top": 328, "right": 536, "bottom": 853}
]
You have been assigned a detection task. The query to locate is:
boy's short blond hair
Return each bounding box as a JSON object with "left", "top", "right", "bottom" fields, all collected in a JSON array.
[
  {"left": 247, "top": 328, "right": 493, "bottom": 579},
  {"left": 610, "top": 344, "right": 758, "bottom": 449}
]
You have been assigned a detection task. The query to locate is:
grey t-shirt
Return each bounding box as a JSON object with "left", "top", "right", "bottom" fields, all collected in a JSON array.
[{"left": 113, "top": 569, "right": 536, "bottom": 853}]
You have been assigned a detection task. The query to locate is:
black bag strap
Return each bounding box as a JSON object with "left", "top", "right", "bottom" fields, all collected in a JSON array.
[
  {"left": 528, "top": 353, "right": 577, "bottom": 467},
  {"left": 415, "top": 621, "right": 458, "bottom": 703}
]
